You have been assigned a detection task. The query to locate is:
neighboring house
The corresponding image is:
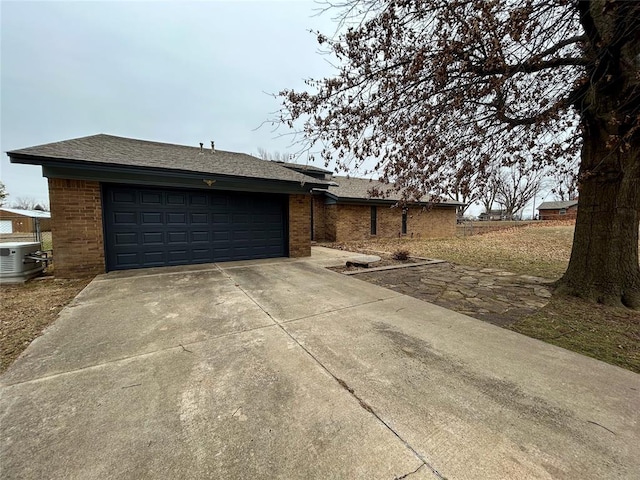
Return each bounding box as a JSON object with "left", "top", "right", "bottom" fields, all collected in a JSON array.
[
  {"left": 537, "top": 200, "right": 578, "bottom": 220},
  {"left": 0, "top": 207, "right": 51, "bottom": 234},
  {"left": 309, "top": 176, "right": 462, "bottom": 241},
  {"left": 7, "top": 134, "right": 330, "bottom": 277},
  {"left": 478, "top": 209, "right": 512, "bottom": 221}
]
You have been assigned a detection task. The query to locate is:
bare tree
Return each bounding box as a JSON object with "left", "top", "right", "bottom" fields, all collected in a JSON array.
[
  {"left": 495, "top": 167, "right": 546, "bottom": 219},
  {"left": 478, "top": 169, "right": 501, "bottom": 215},
  {"left": 0, "top": 182, "right": 7, "bottom": 207},
  {"left": 12, "top": 197, "right": 48, "bottom": 211},
  {"left": 552, "top": 160, "right": 579, "bottom": 201},
  {"left": 448, "top": 164, "right": 482, "bottom": 218},
  {"left": 256, "top": 148, "right": 292, "bottom": 162},
  {"left": 278, "top": 1, "right": 640, "bottom": 309}
]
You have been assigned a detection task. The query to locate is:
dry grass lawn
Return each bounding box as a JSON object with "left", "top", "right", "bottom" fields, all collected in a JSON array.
[
  {"left": 327, "top": 220, "right": 576, "bottom": 279},
  {"left": 0, "top": 274, "right": 92, "bottom": 373},
  {"left": 322, "top": 220, "right": 640, "bottom": 373}
]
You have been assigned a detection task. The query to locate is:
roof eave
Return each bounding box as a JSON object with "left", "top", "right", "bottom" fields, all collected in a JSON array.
[
  {"left": 320, "top": 191, "right": 460, "bottom": 207},
  {"left": 8, "top": 152, "right": 330, "bottom": 190}
]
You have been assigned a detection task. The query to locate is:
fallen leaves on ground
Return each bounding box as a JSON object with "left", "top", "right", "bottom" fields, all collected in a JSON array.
[{"left": 0, "top": 276, "right": 92, "bottom": 373}]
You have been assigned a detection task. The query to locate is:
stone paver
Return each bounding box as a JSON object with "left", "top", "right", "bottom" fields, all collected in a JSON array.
[{"left": 355, "top": 262, "right": 555, "bottom": 326}]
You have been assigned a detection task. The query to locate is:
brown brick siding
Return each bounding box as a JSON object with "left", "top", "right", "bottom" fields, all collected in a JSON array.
[
  {"left": 316, "top": 202, "right": 456, "bottom": 241},
  {"left": 48, "top": 178, "right": 105, "bottom": 278},
  {"left": 0, "top": 211, "right": 51, "bottom": 233},
  {"left": 288, "top": 194, "right": 311, "bottom": 257},
  {"left": 539, "top": 207, "right": 578, "bottom": 221}
]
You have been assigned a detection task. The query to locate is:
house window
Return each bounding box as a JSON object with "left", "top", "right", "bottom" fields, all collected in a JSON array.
[
  {"left": 401, "top": 208, "right": 408, "bottom": 235},
  {"left": 370, "top": 206, "right": 377, "bottom": 235},
  {"left": 559, "top": 208, "right": 567, "bottom": 215}
]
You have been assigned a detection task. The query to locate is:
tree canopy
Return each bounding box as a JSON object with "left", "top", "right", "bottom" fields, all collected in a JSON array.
[{"left": 279, "top": 0, "right": 640, "bottom": 308}]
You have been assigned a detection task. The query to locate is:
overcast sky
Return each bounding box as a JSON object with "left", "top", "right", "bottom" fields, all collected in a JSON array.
[{"left": 1, "top": 0, "right": 337, "bottom": 206}]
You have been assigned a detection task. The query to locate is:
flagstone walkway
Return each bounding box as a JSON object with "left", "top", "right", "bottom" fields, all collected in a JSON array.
[{"left": 354, "top": 262, "right": 555, "bottom": 326}]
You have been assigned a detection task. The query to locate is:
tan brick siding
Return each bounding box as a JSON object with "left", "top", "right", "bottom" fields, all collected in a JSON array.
[
  {"left": 326, "top": 203, "right": 455, "bottom": 241},
  {"left": 325, "top": 204, "right": 338, "bottom": 241},
  {"left": 288, "top": 194, "right": 311, "bottom": 257},
  {"left": 312, "top": 195, "right": 326, "bottom": 241},
  {"left": 49, "top": 178, "right": 105, "bottom": 278}
]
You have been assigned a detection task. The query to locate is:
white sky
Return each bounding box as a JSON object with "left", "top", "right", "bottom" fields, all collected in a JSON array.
[{"left": 1, "top": 0, "right": 337, "bottom": 206}]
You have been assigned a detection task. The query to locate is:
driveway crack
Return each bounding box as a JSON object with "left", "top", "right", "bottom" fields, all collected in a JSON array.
[
  {"left": 220, "top": 266, "right": 447, "bottom": 480},
  {"left": 395, "top": 463, "right": 426, "bottom": 479}
]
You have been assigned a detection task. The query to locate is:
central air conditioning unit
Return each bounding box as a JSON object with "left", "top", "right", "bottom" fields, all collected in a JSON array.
[{"left": 0, "top": 242, "right": 45, "bottom": 284}]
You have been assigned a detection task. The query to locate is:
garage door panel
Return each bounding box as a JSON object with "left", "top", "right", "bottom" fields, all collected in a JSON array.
[
  {"left": 168, "top": 193, "right": 187, "bottom": 205},
  {"left": 104, "top": 185, "right": 287, "bottom": 271},
  {"left": 168, "top": 250, "right": 189, "bottom": 262},
  {"left": 141, "top": 212, "right": 163, "bottom": 224},
  {"left": 115, "top": 252, "right": 139, "bottom": 267},
  {"left": 113, "top": 212, "right": 137, "bottom": 225},
  {"left": 191, "top": 248, "right": 212, "bottom": 260},
  {"left": 142, "top": 232, "right": 164, "bottom": 245},
  {"left": 114, "top": 232, "right": 138, "bottom": 246},
  {"left": 112, "top": 191, "right": 136, "bottom": 203},
  {"left": 190, "top": 213, "right": 209, "bottom": 224},
  {"left": 190, "top": 193, "right": 208, "bottom": 206},
  {"left": 167, "top": 231, "right": 188, "bottom": 244},
  {"left": 191, "top": 231, "right": 209, "bottom": 242},
  {"left": 141, "top": 192, "right": 162, "bottom": 205},
  {"left": 166, "top": 212, "right": 187, "bottom": 225},
  {"left": 141, "top": 251, "right": 165, "bottom": 265}
]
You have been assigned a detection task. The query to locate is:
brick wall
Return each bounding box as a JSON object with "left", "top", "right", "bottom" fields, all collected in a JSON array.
[
  {"left": 332, "top": 203, "right": 456, "bottom": 241},
  {"left": 312, "top": 195, "right": 326, "bottom": 241},
  {"left": 288, "top": 194, "right": 311, "bottom": 257},
  {"left": 539, "top": 207, "right": 578, "bottom": 221},
  {"left": 49, "top": 178, "right": 105, "bottom": 278},
  {"left": 325, "top": 204, "right": 338, "bottom": 241}
]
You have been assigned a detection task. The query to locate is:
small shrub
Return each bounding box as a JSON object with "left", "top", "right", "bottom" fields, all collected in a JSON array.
[{"left": 392, "top": 249, "right": 410, "bottom": 261}]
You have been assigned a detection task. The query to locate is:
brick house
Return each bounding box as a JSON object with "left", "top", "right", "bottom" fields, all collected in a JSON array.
[
  {"left": 537, "top": 200, "right": 578, "bottom": 220},
  {"left": 7, "top": 134, "right": 330, "bottom": 277},
  {"left": 7, "top": 134, "right": 462, "bottom": 277},
  {"left": 309, "top": 176, "right": 461, "bottom": 241},
  {"left": 0, "top": 207, "right": 51, "bottom": 234}
]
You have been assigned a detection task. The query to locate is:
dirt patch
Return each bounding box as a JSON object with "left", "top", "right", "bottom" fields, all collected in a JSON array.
[{"left": 0, "top": 274, "right": 92, "bottom": 373}]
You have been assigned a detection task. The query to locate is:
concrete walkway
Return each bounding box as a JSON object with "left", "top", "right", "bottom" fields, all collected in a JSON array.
[{"left": 1, "top": 247, "right": 638, "bottom": 479}]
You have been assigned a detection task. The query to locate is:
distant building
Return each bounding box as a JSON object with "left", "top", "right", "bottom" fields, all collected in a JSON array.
[
  {"left": 478, "top": 209, "right": 513, "bottom": 221},
  {"left": 0, "top": 207, "right": 51, "bottom": 234},
  {"left": 537, "top": 200, "right": 578, "bottom": 220}
]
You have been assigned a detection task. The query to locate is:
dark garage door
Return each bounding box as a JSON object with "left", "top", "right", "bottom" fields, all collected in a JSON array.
[{"left": 103, "top": 185, "right": 287, "bottom": 271}]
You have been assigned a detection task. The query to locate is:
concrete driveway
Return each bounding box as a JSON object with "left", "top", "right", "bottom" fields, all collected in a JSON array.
[{"left": 1, "top": 247, "right": 638, "bottom": 479}]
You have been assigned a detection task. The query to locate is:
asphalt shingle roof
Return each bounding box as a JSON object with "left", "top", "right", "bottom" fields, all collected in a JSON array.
[
  {"left": 537, "top": 200, "right": 578, "bottom": 210},
  {"left": 274, "top": 161, "right": 332, "bottom": 176},
  {"left": 325, "top": 176, "right": 462, "bottom": 206},
  {"left": 8, "top": 134, "right": 328, "bottom": 185}
]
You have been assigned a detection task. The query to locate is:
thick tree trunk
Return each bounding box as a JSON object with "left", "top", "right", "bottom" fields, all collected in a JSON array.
[
  {"left": 557, "top": 1, "right": 640, "bottom": 309},
  {"left": 556, "top": 123, "right": 640, "bottom": 309}
]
